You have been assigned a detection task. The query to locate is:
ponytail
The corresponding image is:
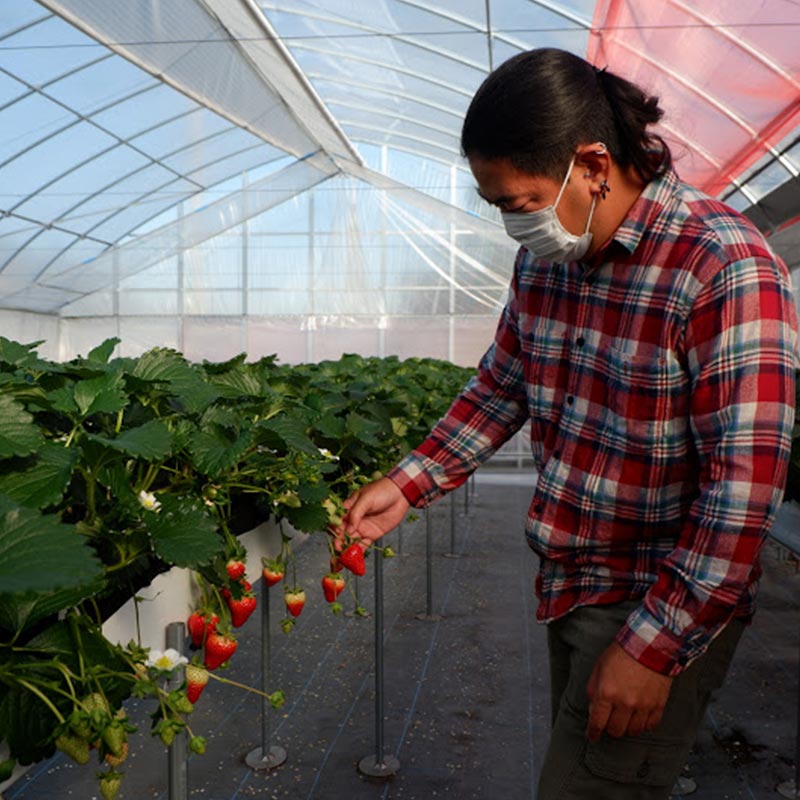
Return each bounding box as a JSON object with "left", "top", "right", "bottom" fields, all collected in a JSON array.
[{"left": 461, "top": 48, "right": 671, "bottom": 183}]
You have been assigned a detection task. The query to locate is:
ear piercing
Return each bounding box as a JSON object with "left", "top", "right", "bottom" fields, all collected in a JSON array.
[{"left": 599, "top": 179, "right": 610, "bottom": 199}]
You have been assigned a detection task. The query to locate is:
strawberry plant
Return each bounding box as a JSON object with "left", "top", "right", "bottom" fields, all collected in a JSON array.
[{"left": 0, "top": 335, "right": 475, "bottom": 795}]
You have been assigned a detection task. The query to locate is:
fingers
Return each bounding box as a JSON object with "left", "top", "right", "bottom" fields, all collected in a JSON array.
[
  {"left": 586, "top": 698, "right": 612, "bottom": 742},
  {"left": 622, "top": 709, "right": 650, "bottom": 738}
]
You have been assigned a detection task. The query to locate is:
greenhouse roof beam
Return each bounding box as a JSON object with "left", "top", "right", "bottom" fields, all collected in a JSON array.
[
  {"left": 37, "top": 0, "right": 324, "bottom": 161},
  {"left": 329, "top": 101, "right": 460, "bottom": 143},
  {"left": 287, "top": 42, "right": 474, "bottom": 100},
  {"left": 393, "top": 0, "right": 547, "bottom": 54},
  {"left": 259, "top": 3, "right": 488, "bottom": 73},
  {"left": 305, "top": 73, "right": 465, "bottom": 122},
  {"left": 43, "top": 151, "right": 339, "bottom": 301},
  {"left": 339, "top": 121, "right": 460, "bottom": 160},
  {"left": 207, "top": 0, "right": 363, "bottom": 165}
]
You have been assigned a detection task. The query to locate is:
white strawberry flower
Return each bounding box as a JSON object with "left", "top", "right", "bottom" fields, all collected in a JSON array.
[
  {"left": 318, "top": 447, "right": 340, "bottom": 461},
  {"left": 145, "top": 648, "right": 188, "bottom": 674},
  {"left": 138, "top": 489, "right": 161, "bottom": 512}
]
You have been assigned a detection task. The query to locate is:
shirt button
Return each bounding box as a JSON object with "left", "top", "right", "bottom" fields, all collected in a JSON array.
[
  {"left": 533, "top": 503, "right": 543, "bottom": 514},
  {"left": 566, "top": 395, "right": 575, "bottom": 405},
  {"left": 576, "top": 336, "right": 585, "bottom": 347}
]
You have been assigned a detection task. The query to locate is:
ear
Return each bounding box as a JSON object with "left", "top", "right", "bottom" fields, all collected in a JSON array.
[{"left": 575, "top": 142, "right": 610, "bottom": 197}]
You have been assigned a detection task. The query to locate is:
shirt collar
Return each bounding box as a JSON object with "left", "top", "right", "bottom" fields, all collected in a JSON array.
[{"left": 610, "top": 168, "right": 681, "bottom": 256}]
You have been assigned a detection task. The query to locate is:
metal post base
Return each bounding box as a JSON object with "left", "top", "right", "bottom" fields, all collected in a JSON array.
[
  {"left": 778, "top": 780, "right": 799, "bottom": 799},
  {"left": 358, "top": 754, "right": 400, "bottom": 777},
  {"left": 414, "top": 612, "right": 443, "bottom": 622},
  {"left": 671, "top": 776, "right": 697, "bottom": 796},
  {"left": 245, "top": 745, "right": 287, "bottom": 771}
]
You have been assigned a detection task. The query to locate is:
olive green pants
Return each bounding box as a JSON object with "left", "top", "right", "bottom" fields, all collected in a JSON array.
[{"left": 537, "top": 600, "right": 745, "bottom": 800}]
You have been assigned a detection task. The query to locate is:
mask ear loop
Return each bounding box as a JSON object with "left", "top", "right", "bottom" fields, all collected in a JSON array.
[{"left": 553, "top": 154, "right": 578, "bottom": 210}]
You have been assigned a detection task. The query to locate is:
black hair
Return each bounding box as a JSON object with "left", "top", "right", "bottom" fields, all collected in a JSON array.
[{"left": 460, "top": 48, "right": 671, "bottom": 183}]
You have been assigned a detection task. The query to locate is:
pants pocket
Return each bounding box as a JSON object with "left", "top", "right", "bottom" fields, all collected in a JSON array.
[{"left": 583, "top": 734, "right": 687, "bottom": 787}]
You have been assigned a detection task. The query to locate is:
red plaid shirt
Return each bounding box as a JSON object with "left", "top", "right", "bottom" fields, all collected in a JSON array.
[{"left": 389, "top": 169, "right": 798, "bottom": 676}]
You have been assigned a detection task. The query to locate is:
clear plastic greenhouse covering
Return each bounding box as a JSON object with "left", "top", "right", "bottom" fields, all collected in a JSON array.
[{"left": 0, "top": 0, "right": 798, "bottom": 364}]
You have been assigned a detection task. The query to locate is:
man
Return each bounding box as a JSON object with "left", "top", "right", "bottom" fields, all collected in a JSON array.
[{"left": 340, "top": 49, "right": 798, "bottom": 799}]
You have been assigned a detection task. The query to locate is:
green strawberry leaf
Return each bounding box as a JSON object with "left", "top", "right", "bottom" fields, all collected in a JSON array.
[
  {"left": 86, "top": 337, "right": 121, "bottom": 364},
  {"left": 0, "top": 444, "right": 76, "bottom": 509},
  {"left": 0, "top": 337, "right": 44, "bottom": 367},
  {"left": 0, "top": 579, "right": 105, "bottom": 633},
  {"left": 297, "top": 482, "right": 329, "bottom": 504},
  {"left": 312, "top": 413, "right": 346, "bottom": 439},
  {"left": 255, "top": 416, "right": 319, "bottom": 455},
  {"left": 346, "top": 411, "right": 385, "bottom": 446},
  {"left": 88, "top": 419, "right": 172, "bottom": 460},
  {"left": 73, "top": 371, "right": 128, "bottom": 417},
  {"left": 0, "top": 396, "right": 45, "bottom": 459},
  {"left": 0, "top": 495, "right": 103, "bottom": 595},
  {"left": 145, "top": 495, "right": 220, "bottom": 567},
  {"left": 188, "top": 427, "right": 252, "bottom": 477},
  {"left": 282, "top": 501, "right": 329, "bottom": 533}
]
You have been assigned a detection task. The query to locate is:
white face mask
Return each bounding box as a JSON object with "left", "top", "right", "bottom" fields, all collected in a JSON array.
[{"left": 501, "top": 154, "right": 596, "bottom": 262}]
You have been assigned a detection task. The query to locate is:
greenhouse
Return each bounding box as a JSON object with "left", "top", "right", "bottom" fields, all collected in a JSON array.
[{"left": 0, "top": 1, "right": 799, "bottom": 799}]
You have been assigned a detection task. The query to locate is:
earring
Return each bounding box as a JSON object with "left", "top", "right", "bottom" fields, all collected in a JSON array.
[
  {"left": 599, "top": 179, "right": 610, "bottom": 199},
  {"left": 583, "top": 171, "right": 591, "bottom": 178}
]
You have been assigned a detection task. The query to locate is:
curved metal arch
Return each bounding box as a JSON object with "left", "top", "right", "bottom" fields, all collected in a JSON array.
[
  {"left": 286, "top": 41, "right": 476, "bottom": 100},
  {"left": 395, "top": 0, "right": 587, "bottom": 53},
  {"left": 342, "top": 123, "right": 461, "bottom": 162},
  {"left": 36, "top": 143, "right": 287, "bottom": 284},
  {"left": 326, "top": 99, "right": 461, "bottom": 143},
  {"left": 259, "top": 2, "right": 490, "bottom": 73}
]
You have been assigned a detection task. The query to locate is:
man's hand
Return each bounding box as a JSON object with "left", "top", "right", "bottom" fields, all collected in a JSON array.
[
  {"left": 585, "top": 641, "right": 673, "bottom": 741},
  {"left": 339, "top": 477, "right": 410, "bottom": 547}
]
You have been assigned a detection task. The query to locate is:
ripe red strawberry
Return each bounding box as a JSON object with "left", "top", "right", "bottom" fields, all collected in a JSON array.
[
  {"left": 262, "top": 559, "right": 285, "bottom": 587},
  {"left": 186, "top": 663, "right": 209, "bottom": 703},
  {"left": 203, "top": 631, "right": 238, "bottom": 670},
  {"left": 284, "top": 587, "right": 306, "bottom": 618},
  {"left": 222, "top": 578, "right": 252, "bottom": 602},
  {"left": 227, "top": 592, "right": 257, "bottom": 627},
  {"left": 321, "top": 573, "right": 345, "bottom": 602},
  {"left": 339, "top": 543, "right": 366, "bottom": 576},
  {"left": 187, "top": 611, "right": 219, "bottom": 648},
  {"left": 226, "top": 559, "right": 246, "bottom": 581}
]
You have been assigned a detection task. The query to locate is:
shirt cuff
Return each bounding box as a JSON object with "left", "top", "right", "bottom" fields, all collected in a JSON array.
[
  {"left": 615, "top": 602, "right": 707, "bottom": 678},
  {"left": 387, "top": 450, "right": 446, "bottom": 508}
]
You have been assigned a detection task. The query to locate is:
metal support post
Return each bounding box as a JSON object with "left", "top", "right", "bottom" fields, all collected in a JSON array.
[
  {"left": 165, "top": 622, "right": 188, "bottom": 800},
  {"left": 416, "top": 508, "right": 442, "bottom": 622},
  {"left": 359, "top": 550, "right": 400, "bottom": 777},
  {"left": 443, "top": 491, "right": 461, "bottom": 558},
  {"left": 246, "top": 586, "right": 286, "bottom": 771}
]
